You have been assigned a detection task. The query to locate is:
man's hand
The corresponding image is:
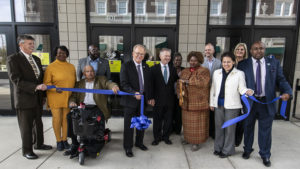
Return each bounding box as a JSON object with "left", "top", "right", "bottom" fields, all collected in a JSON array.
[
  {"left": 281, "top": 93, "right": 290, "bottom": 101},
  {"left": 36, "top": 84, "right": 47, "bottom": 91},
  {"left": 69, "top": 102, "right": 77, "bottom": 107},
  {"left": 135, "top": 92, "right": 141, "bottom": 100},
  {"left": 56, "top": 88, "right": 63, "bottom": 93},
  {"left": 112, "top": 85, "right": 119, "bottom": 94},
  {"left": 245, "top": 89, "right": 254, "bottom": 96},
  {"left": 148, "top": 99, "right": 155, "bottom": 106}
]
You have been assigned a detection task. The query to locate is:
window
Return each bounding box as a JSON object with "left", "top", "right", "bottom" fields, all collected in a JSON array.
[
  {"left": 156, "top": 2, "right": 165, "bottom": 15},
  {"left": 97, "top": 1, "right": 106, "bottom": 15},
  {"left": 210, "top": 0, "right": 221, "bottom": 15},
  {"left": 169, "top": 2, "right": 177, "bottom": 15},
  {"left": 275, "top": 1, "right": 293, "bottom": 16},
  {"left": 0, "top": 0, "right": 11, "bottom": 22},
  {"left": 136, "top": 1, "right": 145, "bottom": 15},
  {"left": 118, "top": 1, "right": 128, "bottom": 15}
]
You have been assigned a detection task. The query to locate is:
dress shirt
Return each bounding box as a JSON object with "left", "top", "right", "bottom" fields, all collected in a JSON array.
[
  {"left": 207, "top": 57, "right": 215, "bottom": 72},
  {"left": 133, "top": 60, "right": 144, "bottom": 86},
  {"left": 21, "top": 50, "right": 40, "bottom": 75},
  {"left": 83, "top": 81, "right": 96, "bottom": 105},
  {"left": 160, "top": 62, "right": 169, "bottom": 82},
  {"left": 88, "top": 56, "right": 100, "bottom": 73},
  {"left": 252, "top": 57, "right": 266, "bottom": 97}
]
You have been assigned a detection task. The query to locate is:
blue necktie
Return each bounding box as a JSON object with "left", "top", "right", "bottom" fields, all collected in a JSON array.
[
  {"left": 163, "top": 65, "right": 168, "bottom": 84},
  {"left": 256, "top": 59, "right": 262, "bottom": 95},
  {"left": 137, "top": 65, "right": 144, "bottom": 93}
]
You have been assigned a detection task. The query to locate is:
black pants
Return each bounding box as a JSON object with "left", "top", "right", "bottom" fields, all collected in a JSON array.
[
  {"left": 17, "top": 106, "right": 44, "bottom": 155},
  {"left": 209, "top": 110, "right": 215, "bottom": 139},
  {"left": 153, "top": 105, "right": 173, "bottom": 141},
  {"left": 123, "top": 106, "right": 145, "bottom": 150},
  {"left": 235, "top": 110, "right": 244, "bottom": 146},
  {"left": 172, "top": 97, "right": 182, "bottom": 134}
]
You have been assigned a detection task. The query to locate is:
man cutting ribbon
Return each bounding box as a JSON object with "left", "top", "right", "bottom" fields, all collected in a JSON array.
[{"left": 237, "top": 41, "right": 292, "bottom": 167}]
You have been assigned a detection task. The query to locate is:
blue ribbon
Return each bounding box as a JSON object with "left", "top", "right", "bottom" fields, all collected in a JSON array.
[
  {"left": 47, "top": 85, "right": 151, "bottom": 130},
  {"left": 221, "top": 95, "right": 287, "bottom": 128}
]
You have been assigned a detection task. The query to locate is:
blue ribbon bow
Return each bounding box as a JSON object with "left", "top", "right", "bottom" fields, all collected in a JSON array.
[
  {"left": 221, "top": 95, "right": 287, "bottom": 128},
  {"left": 47, "top": 85, "right": 151, "bottom": 130}
]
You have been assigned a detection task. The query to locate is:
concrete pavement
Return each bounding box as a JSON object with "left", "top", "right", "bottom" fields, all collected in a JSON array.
[{"left": 0, "top": 116, "right": 300, "bottom": 169}]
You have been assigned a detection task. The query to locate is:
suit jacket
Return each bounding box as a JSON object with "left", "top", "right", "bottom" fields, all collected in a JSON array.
[
  {"left": 69, "top": 76, "right": 117, "bottom": 120},
  {"left": 77, "top": 56, "right": 111, "bottom": 80},
  {"left": 6, "top": 52, "right": 45, "bottom": 109},
  {"left": 237, "top": 56, "right": 292, "bottom": 115},
  {"left": 202, "top": 57, "right": 222, "bottom": 79},
  {"left": 210, "top": 68, "right": 249, "bottom": 109},
  {"left": 120, "top": 60, "right": 152, "bottom": 108},
  {"left": 150, "top": 63, "right": 178, "bottom": 107}
]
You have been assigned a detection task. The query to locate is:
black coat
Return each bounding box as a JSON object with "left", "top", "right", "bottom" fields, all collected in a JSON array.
[
  {"left": 120, "top": 60, "right": 152, "bottom": 108},
  {"left": 150, "top": 63, "right": 178, "bottom": 107}
]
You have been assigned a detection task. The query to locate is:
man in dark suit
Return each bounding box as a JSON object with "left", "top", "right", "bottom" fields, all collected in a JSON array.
[
  {"left": 120, "top": 44, "right": 152, "bottom": 157},
  {"left": 77, "top": 44, "right": 111, "bottom": 80},
  {"left": 6, "top": 35, "right": 52, "bottom": 160},
  {"left": 150, "top": 48, "right": 178, "bottom": 145},
  {"left": 238, "top": 41, "right": 292, "bottom": 167}
]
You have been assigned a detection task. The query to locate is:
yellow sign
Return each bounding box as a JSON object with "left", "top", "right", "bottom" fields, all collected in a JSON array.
[
  {"left": 32, "top": 52, "right": 50, "bottom": 65},
  {"left": 109, "top": 60, "right": 121, "bottom": 73},
  {"left": 146, "top": 61, "right": 160, "bottom": 67}
]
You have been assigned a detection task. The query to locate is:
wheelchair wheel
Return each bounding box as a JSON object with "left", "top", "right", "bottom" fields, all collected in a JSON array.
[{"left": 79, "top": 152, "right": 85, "bottom": 165}]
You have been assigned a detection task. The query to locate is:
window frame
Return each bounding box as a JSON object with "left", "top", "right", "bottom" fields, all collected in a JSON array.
[
  {"left": 117, "top": 0, "right": 128, "bottom": 15},
  {"left": 96, "top": 0, "right": 107, "bottom": 15},
  {"left": 156, "top": 1, "right": 166, "bottom": 16},
  {"left": 135, "top": 0, "right": 146, "bottom": 16}
]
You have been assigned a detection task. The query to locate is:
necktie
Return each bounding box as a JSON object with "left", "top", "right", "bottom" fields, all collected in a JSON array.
[
  {"left": 28, "top": 55, "right": 39, "bottom": 79},
  {"left": 163, "top": 65, "right": 168, "bottom": 84},
  {"left": 137, "top": 65, "right": 144, "bottom": 93},
  {"left": 255, "top": 59, "right": 262, "bottom": 95}
]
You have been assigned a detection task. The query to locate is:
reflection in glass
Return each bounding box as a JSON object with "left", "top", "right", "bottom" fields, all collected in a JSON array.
[
  {"left": 209, "top": 0, "right": 253, "bottom": 25},
  {"left": 255, "top": 0, "right": 297, "bottom": 25},
  {"left": 0, "top": 34, "right": 7, "bottom": 72},
  {"left": 90, "top": 0, "right": 132, "bottom": 24},
  {"left": 99, "top": 36, "right": 124, "bottom": 60},
  {"left": 143, "top": 36, "right": 167, "bottom": 61},
  {"left": 135, "top": 0, "right": 177, "bottom": 24},
  {"left": 215, "top": 37, "right": 230, "bottom": 59},
  {"left": 0, "top": 79, "right": 12, "bottom": 110},
  {"left": 261, "top": 37, "right": 286, "bottom": 66},
  {"left": 14, "top": 0, "right": 54, "bottom": 22},
  {"left": 0, "top": 0, "right": 12, "bottom": 22}
]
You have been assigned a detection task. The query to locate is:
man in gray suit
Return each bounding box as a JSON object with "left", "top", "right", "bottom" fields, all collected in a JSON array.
[
  {"left": 77, "top": 44, "right": 111, "bottom": 80},
  {"left": 202, "top": 43, "right": 222, "bottom": 79},
  {"left": 202, "top": 43, "right": 222, "bottom": 139}
]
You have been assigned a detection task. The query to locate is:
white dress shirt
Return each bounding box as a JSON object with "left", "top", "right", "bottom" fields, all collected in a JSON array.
[
  {"left": 21, "top": 50, "right": 40, "bottom": 75},
  {"left": 133, "top": 60, "right": 144, "bottom": 86},
  {"left": 252, "top": 57, "right": 266, "bottom": 97},
  {"left": 160, "top": 62, "right": 169, "bottom": 82},
  {"left": 83, "top": 81, "right": 96, "bottom": 105}
]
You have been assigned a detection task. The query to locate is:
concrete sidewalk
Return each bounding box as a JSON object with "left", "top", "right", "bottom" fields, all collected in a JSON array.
[{"left": 0, "top": 116, "right": 300, "bottom": 169}]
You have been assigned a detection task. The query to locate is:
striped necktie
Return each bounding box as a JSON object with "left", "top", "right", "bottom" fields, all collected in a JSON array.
[{"left": 28, "top": 55, "right": 39, "bottom": 79}]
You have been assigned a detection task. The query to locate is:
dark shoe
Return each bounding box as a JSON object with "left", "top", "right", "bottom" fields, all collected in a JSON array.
[
  {"left": 23, "top": 152, "right": 38, "bottom": 159},
  {"left": 135, "top": 144, "right": 148, "bottom": 151},
  {"left": 63, "top": 141, "right": 70, "bottom": 149},
  {"left": 125, "top": 149, "right": 133, "bottom": 157},
  {"left": 164, "top": 139, "right": 172, "bottom": 145},
  {"left": 63, "top": 150, "right": 71, "bottom": 156},
  {"left": 213, "top": 151, "right": 221, "bottom": 156},
  {"left": 152, "top": 140, "right": 160, "bottom": 146},
  {"left": 57, "top": 141, "right": 64, "bottom": 151},
  {"left": 242, "top": 151, "right": 252, "bottom": 159},
  {"left": 219, "top": 152, "right": 230, "bottom": 158},
  {"left": 262, "top": 157, "right": 271, "bottom": 167},
  {"left": 34, "top": 144, "right": 52, "bottom": 150}
]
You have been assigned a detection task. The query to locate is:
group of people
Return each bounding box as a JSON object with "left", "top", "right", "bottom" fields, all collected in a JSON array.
[{"left": 7, "top": 35, "right": 292, "bottom": 168}]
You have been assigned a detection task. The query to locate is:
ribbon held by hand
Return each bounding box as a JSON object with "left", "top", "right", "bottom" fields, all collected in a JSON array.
[{"left": 46, "top": 85, "right": 151, "bottom": 130}]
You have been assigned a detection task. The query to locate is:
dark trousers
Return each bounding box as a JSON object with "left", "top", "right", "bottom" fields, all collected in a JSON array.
[
  {"left": 16, "top": 106, "right": 44, "bottom": 155},
  {"left": 243, "top": 100, "right": 274, "bottom": 158},
  {"left": 123, "top": 106, "right": 145, "bottom": 150},
  {"left": 235, "top": 111, "right": 244, "bottom": 146},
  {"left": 153, "top": 105, "right": 173, "bottom": 141},
  {"left": 172, "top": 97, "right": 182, "bottom": 134},
  {"left": 209, "top": 110, "right": 215, "bottom": 139}
]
